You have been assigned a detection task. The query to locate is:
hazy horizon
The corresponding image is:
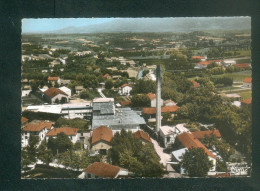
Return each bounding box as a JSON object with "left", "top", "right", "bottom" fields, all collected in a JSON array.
[{"left": 22, "top": 17, "right": 251, "bottom": 34}]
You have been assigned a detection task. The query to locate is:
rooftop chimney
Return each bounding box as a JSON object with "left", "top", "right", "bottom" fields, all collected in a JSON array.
[{"left": 156, "top": 65, "right": 161, "bottom": 133}]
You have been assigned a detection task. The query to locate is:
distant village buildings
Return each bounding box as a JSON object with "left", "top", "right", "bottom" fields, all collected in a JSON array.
[{"left": 243, "top": 77, "right": 252, "bottom": 88}]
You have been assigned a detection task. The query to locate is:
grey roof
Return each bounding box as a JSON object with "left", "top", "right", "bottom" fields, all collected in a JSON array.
[
  {"left": 92, "top": 102, "right": 115, "bottom": 115},
  {"left": 92, "top": 107, "right": 146, "bottom": 129}
]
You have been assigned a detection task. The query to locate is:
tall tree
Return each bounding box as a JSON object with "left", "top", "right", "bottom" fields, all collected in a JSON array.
[{"left": 180, "top": 147, "right": 213, "bottom": 177}]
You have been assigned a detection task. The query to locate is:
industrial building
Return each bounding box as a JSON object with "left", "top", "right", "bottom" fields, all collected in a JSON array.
[{"left": 91, "top": 98, "right": 146, "bottom": 133}]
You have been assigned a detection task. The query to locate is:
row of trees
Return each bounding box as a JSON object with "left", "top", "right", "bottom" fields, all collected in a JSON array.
[{"left": 108, "top": 130, "right": 165, "bottom": 177}]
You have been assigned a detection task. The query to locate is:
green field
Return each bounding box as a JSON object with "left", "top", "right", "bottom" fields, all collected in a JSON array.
[
  {"left": 225, "top": 50, "right": 251, "bottom": 58},
  {"left": 213, "top": 71, "right": 251, "bottom": 82},
  {"left": 238, "top": 90, "right": 252, "bottom": 99}
]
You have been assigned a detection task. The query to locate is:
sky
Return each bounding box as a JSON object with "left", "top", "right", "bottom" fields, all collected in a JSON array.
[
  {"left": 22, "top": 18, "right": 114, "bottom": 33},
  {"left": 22, "top": 17, "right": 251, "bottom": 34}
]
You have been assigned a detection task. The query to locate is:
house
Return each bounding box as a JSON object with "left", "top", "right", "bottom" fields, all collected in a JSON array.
[
  {"left": 224, "top": 93, "right": 241, "bottom": 101},
  {"left": 146, "top": 93, "right": 163, "bottom": 107},
  {"left": 49, "top": 59, "right": 61, "bottom": 68},
  {"left": 234, "top": 63, "right": 251, "bottom": 69},
  {"left": 59, "top": 86, "right": 71, "bottom": 97},
  {"left": 243, "top": 77, "right": 252, "bottom": 88},
  {"left": 195, "top": 60, "right": 222, "bottom": 69},
  {"left": 191, "top": 80, "right": 200, "bottom": 88},
  {"left": 112, "top": 75, "right": 121, "bottom": 80},
  {"left": 46, "top": 127, "right": 79, "bottom": 143},
  {"left": 103, "top": 73, "right": 111, "bottom": 79},
  {"left": 21, "top": 116, "right": 29, "bottom": 127},
  {"left": 119, "top": 84, "right": 132, "bottom": 96},
  {"left": 120, "top": 100, "right": 131, "bottom": 107},
  {"left": 222, "top": 60, "right": 236, "bottom": 67},
  {"left": 91, "top": 126, "right": 113, "bottom": 155},
  {"left": 192, "top": 56, "right": 206, "bottom": 61},
  {"left": 60, "top": 79, "right": 71, "bottom": 86},
  {"left": 22, "top": 90, "right": 32, "bottom": 97},
  {"left": 176, "top": 132, "right": 216, "bottom": 173},
  {"left": 192, "top": 130, "right": 221, "bottom": 139},
  {"left": 142, "top": 105, "right": 180, "bottom": 119},
  {"left": 133, "top": 130, "right": 152, "bottom": 143},
  {"left": 241, "top": 98, "right": 252, "bottom": 107},
  {"left": 75, "top": 86, "right": 85, "bottom": 95},
  {"left": 84, "top": 162, "right": 129, "bottom": 178},
  {"left": 48, "top": 76, "right": 61, "bottom": 85},
  {"left": 44, "top": 87, "right": 69, "bottom": 104},
  {"left": 164, "top": 100, "right": 177, "bottom": 106},
  {"left": 22, "top": 121, "right": 53, "bottom": 147},
  {"left": 159, "top": 126, "right": 176, "bottom": 147}
]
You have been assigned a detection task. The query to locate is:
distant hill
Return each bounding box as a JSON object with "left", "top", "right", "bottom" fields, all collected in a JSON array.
[{"left": 27, "top": 17, "right": 251, "bottom": 34}]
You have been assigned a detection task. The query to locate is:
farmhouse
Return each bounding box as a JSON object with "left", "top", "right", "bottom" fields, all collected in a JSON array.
[
  {"left": 84, "top": 162, "right": 130, "bottom": 178},
  {"left": 192, "top": 130, "right": 221, "bottom": 139},
  {"left": 243, "top": 77, "right": 252, "bottom": 88},
  {"left": 48, "top": 76, "right": 61, "bottom": 85},
  {"left": 119, "top": 84, "right": 132, "bottom": 96},
  {"left": 175, "top": 132, "right": 216, "bottom": 172},
  {"left": 91, "top": 126, "right": 113, "bottom": 155},
  {"left": 146, "top": 93, "right": 163, "bottom": 107},
  {"left": 46, "top": 127, "right": 79, "bottom": 143},
  {"left": 44, "top": 87, "right": 69, "bottom": 104},
  {"left": 142, "top": 105, "right": 180, "bottom": 119},
  {"left": 22, "top": 121, "right": 53, "bottom": 147}
]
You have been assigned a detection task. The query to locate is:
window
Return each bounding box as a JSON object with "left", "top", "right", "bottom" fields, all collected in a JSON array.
[
  {"left": 166, "top": 137, "right": 170, "bottom": 143},
  {"left": 88, "top": 174, "right": 91, "bottom": 178},
  {"left": 25, "top": 136, "right": 28, "bottom": 139}
]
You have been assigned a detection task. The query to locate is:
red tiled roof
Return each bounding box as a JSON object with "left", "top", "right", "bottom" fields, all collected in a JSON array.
[
  {"left": 84, "top": 162, "right": 121, "bottom": 178},
  {"left": 46, "top": 127, "right": 78, "bottom": 136},
  {"left": 142, "top": 106, "right": 180, "bottom": 115},
  {"left": 191, "top": 80, "right": 200, "bottom": 88},
  {"left": 44, "top": 87, "right": 68, "bottom": 98},
  {"left": 241, "top": 98, "right": 252, "bottom": 105},
  {"left": 48, "top": 77, "right": 59, "bottom": 81},
  {"left": 23, "top": 123, "right": 46, "bottom": 132},
  {"left": 121, "top": 83, "right": 132, "bottom": 88},
  {"left": 177, "top": 132, "right": 216, "bottom": 159},
  {"left": 243, "top": 77, "right": 252, "bottom": 83},
  {"left": 234, "top": 63, "right": 250, "bottom": 68},
  {"left": 120, "top": 100, "right": 131, "bottom": 106},
  {"left": 40, "top": 121, "right": 54, "bottom": 130},
  {"left": 92, "top": 126, "right": 113, "bottom": 145},
  {"left": 192, "top": 56, "right": 204, "bottom": 60},
  {"left": 192, "top": 130, "right": 221, "bottom": 139},
  {"left": 146, "top": 92, "right": 156, "bottom": 100},
  {"left": 198, "top": 60, "right": 222, "bottom": 66},
  {"left": 21, "top": 116, "right": 29, "bottom": 125},
  {"left": 133, "top": 130, "right": 152, "bottom": 143},
  {"left": 103, "top": 73, "right": 110, "bottom": 78}
]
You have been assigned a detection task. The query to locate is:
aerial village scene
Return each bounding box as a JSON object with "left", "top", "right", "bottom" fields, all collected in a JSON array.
[{"left": 21, "top": 18, "right": 252, "bottom": 178}]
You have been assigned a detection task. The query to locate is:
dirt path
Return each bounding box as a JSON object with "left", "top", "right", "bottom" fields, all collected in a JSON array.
[{"left": 151, "top": 138, "right": 171, "bottom": 166}]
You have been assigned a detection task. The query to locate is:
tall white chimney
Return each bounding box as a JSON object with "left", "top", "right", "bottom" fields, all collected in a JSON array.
[{"left": 156, "top": 65, "right": 161, "bottom": 133}]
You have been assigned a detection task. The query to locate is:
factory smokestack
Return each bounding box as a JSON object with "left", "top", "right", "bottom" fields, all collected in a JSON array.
[{"left": 156, "top": 65, "right": 161, "bottom": 133}]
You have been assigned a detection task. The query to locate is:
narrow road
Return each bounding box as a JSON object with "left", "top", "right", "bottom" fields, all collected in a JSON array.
[
  {"left": 151, "top": 138, "right": 171, "bottom": 166},
  {"left": 97, "top": 88, "right": 106, "bottom": 98}
]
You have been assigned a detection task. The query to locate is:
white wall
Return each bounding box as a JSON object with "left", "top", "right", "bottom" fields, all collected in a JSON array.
[
  {"left": 243, "top": 82, "right": 251, "bottom": 88},
  {"left": 121, "top": 86, "right": 132, "bottom": 95},
  {"left": 151, "top": 98, "right": 163, "bottom": 107},
  {"left": 51, "top": 94, "right": 69, "bottom": 103}
]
